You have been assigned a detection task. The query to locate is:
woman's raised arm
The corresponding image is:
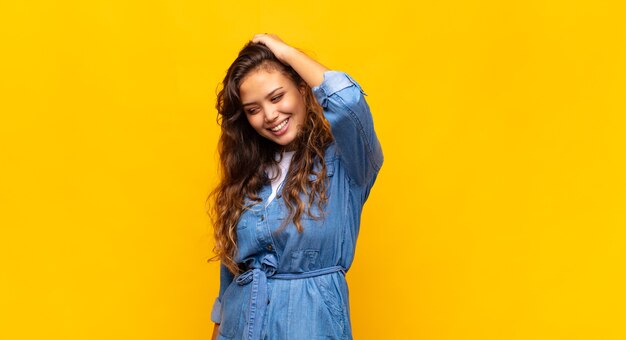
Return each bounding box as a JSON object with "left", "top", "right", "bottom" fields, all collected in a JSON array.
[{"left": 250, "top": 34, "right": 384, "bottom": 195}]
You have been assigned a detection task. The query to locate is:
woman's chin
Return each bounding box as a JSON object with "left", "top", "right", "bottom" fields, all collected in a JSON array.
[{"left": 272, "top": 132, "right": 296, "bottom": 146}]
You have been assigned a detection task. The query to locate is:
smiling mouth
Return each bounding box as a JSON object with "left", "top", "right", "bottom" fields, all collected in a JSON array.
[{"left": 268, "top": 118, "right": 289, "bottom": 132}]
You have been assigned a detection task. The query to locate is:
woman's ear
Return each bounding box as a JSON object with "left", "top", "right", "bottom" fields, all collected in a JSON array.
[{"left": 298, "top": 83, "right": 307, "bottom": 96}]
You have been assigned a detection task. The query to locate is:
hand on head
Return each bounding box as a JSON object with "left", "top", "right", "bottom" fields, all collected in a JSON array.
[{"left": 251, "top": 33, "right": 293, "bottom": 64}]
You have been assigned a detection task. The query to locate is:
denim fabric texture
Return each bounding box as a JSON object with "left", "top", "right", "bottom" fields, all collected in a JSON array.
[{"left": 211, "top": 70, "right": 384, "bottom": 340}]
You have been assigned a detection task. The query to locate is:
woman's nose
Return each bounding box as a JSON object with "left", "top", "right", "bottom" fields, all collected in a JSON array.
[{"left": 264, "top": 108, "right": 279, "bottom": 122}]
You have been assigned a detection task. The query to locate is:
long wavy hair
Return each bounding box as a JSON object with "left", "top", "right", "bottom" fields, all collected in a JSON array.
[{"left": 207, "top": 42, "right": 334, "bottom": 275}]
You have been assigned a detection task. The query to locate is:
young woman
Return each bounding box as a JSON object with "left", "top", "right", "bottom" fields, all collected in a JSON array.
[{"left": 209, "top": 34, "right": 383, "bottom": 340}]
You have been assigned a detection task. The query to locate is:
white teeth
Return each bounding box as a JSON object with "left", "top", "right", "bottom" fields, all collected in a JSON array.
[{"left": 270, "top": 118, "right": 288, "bottom": 132}]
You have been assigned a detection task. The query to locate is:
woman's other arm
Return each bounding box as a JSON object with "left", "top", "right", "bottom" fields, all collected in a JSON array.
[
  {"left": 211, "top": 323, "right": 219, "bottom": 340},
  {"left": 210, "top": 263, "right": 234, "bottom": 339}
]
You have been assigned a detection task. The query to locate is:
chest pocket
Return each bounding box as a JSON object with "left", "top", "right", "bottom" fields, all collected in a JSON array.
[
  {"left": 235, "top": 209, "right": 250, "bottom": 230},
  {"left": 237, "top": 196, "right": 265, "bottom": 230},
  {"left": 278, "top": 159, "right": 335, "bottom": 221},
  {"left": 307, "top": 159, "right": 335, "bottom": 181}
]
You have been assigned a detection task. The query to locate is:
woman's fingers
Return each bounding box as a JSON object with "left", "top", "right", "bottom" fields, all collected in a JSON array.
[
  {"left": 251, "top": 33, "right": 292, "bottom": 64},
  {"left": 251, "top": 33, "right": 283, "bottom": 45}
]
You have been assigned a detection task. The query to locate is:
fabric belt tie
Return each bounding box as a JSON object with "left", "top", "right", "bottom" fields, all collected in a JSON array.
[{"left": 235, "top": 253, "right": 346, "bottom": 340}]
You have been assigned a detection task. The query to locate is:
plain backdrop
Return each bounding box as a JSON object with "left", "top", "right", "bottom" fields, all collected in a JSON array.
[{"left": 1, "top": 0, "right": 625, "bottom": 339}]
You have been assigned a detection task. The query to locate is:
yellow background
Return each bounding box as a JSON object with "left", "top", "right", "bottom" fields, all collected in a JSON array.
[{"left": 1, "top": 0, "right": 625, "bottom": 339}]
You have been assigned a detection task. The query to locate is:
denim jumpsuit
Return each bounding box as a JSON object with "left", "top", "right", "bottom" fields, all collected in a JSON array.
[{"left": 211, "top": 70, "right": 384, "bottom": 340}]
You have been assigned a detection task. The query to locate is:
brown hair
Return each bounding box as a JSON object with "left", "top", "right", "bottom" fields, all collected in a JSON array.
[{"left": 207, "top": 42, "right": 334, "bottom": 275}]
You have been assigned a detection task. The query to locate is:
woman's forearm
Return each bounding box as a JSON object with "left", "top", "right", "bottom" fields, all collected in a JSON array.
[
  {"left": 211, "top": 323, "right": 219, "bottom": 340},
  {"left": 281, "top": 46, "right": 329, "bottom": 89}
]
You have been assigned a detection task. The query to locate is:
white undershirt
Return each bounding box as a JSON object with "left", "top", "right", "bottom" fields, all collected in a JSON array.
[{"left": 265, "top": 151, "right": 295, "bottom": 207}]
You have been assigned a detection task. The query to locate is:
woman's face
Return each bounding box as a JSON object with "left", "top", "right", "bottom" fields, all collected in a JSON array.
[{"left": 239, "top": 68, "right": 307, "bottom": 148}]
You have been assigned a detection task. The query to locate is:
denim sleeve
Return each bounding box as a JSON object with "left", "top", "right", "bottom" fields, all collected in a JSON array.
[
  {"left": 312, "top": 71, "right": 384, "bottom": 193},
  {"left": 210, "top": 262, "right": 235, "bottom": 324}
]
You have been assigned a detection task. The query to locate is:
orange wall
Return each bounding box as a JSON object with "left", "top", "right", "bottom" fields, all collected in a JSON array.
[{"left": 1, "top": 1, "right": 625, "bottom": 339}]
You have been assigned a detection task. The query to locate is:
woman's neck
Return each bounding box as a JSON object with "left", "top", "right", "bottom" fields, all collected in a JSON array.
[{"left": 282, "top": 142, "right": 298, "bottom": 153}]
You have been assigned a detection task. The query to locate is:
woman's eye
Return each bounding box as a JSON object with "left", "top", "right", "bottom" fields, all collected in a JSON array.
[{"left": 245, "top": 94, "right": 282, "bottom": 114}]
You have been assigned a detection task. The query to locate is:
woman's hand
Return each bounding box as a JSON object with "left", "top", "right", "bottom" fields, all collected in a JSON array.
[
  {"left": 251, "top": 33, "right": 294, "bottom": 64},
  {"left": 251, "top": 33, "right": 328, "bottom": 88}
]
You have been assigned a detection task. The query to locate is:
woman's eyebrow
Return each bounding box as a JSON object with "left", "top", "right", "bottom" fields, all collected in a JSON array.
[{"left": 242, "top": 87, "right": 283, "bottom": 106}]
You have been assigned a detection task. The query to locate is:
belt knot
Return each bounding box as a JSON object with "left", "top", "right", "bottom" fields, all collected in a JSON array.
[{"left": 232, "top": 253, "right": 345, "bottom": 340}]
